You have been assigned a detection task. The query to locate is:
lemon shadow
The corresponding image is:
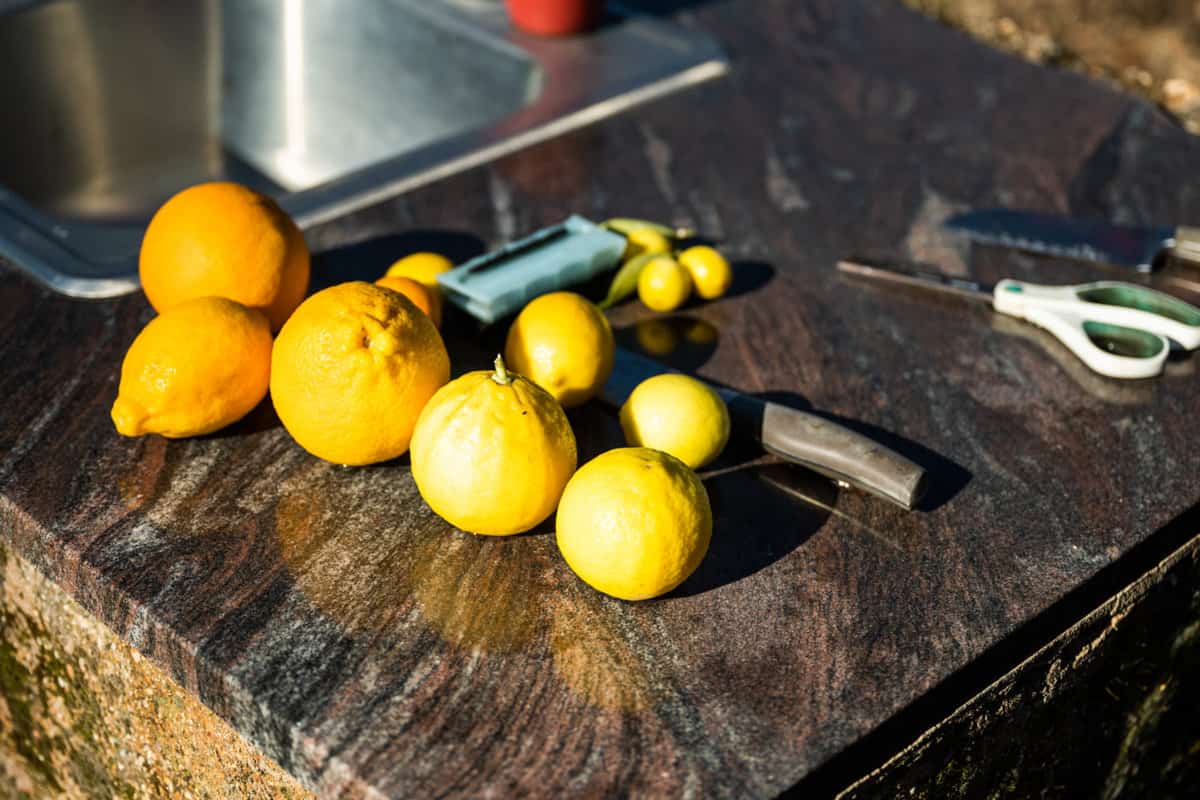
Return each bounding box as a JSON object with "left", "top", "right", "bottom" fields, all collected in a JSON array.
[
  {"left": 670, "top": 462, "right": 834, "bottom": 598},
  {"left": 613, "top": 314, "right": 720, "bottom": 372}
]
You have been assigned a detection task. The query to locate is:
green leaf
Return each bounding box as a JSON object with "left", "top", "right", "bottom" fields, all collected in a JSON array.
[{"left": 597, "top": 251, "right": 659, "bottom": 310}]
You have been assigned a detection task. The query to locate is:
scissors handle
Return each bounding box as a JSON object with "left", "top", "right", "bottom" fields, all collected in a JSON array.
[{"left": 992, "top": 280, "right": 1200, "bottom": 379}]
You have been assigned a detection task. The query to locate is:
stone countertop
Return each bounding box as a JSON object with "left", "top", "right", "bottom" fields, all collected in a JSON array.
[{"left": 4, "top": 1, "right": 1200, "bottom": 797}]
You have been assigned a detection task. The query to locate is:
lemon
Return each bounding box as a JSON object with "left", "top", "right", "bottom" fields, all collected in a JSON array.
[
  {"left": 556, "top": 447, "right": 711, "bottom": 601},
  {"left": 270, "top": 282, "right": 450, "bottom": 465},
  {"left": 411, "top": 355, "right": 577, "bottom": 535},
  {"left": 619, "top": 374, "right": 730, "bottom": 469},
  {"left": 504, "top": 291, "right": 615, "bottom": 408},
  {"left": 112, "top": 297, "right": 272, "bottom": 438},
  {"left": 677, "top": 245, "right": 732, "bottom": 300},
  {"left": 384, "top": 252, "right": 454, "bottom": 296},
  {"left": 623, "top": 227, "right": 672, "bottom": 259},
  {"left": 637, "top": 256, "right": 692, "bottom": 312},
  {"left": 139, "top": 182, "right": 309, "bottom": 331}
]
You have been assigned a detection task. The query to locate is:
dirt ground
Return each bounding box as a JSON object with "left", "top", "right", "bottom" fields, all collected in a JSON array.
[{"left": 902, "top": 0, "right": 1200, "bottom": 133}]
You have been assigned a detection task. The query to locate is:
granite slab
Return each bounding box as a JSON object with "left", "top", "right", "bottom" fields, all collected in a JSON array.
[{"left": 4, "top": 1, "right": 1200, "bottom": 797}]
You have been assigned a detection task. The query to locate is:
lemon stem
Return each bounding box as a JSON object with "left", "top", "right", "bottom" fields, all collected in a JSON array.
[{"left": 492, "top": 354, "right": 513, "bottom": 385}]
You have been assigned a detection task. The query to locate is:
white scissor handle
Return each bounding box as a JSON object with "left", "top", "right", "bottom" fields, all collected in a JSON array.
[{"left": 991, "top": 280, "right": 1200, "bottom": 379}]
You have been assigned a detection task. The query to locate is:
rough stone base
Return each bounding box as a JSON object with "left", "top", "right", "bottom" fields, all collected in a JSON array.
[
  {"left": 0, "top": 540, "right": 310, "bottom": 800},
  {"left": 837, "top": 535, "right": 1200, "bottom": 799}
]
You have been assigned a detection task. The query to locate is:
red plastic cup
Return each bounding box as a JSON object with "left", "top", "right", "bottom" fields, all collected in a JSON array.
[{"left": 505, "top": 0, "right": 604, "bottom": 36}]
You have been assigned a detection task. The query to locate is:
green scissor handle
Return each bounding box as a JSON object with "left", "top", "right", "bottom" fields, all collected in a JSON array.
[{"left": 992, "top": 280, "right": 1200, "bottom": 379}]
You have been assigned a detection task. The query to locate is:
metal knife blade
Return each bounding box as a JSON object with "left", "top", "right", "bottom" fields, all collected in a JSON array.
[
  {"left": 945, "top": 209, "right": 1176, "bottom": 273},
  {"left": 603, "top": 347, "right": 927, "bottom": 510}
]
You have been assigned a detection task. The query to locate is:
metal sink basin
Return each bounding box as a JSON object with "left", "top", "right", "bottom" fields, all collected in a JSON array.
[{"left": 0, "top": 0, "right": 726, "bottom": 297}]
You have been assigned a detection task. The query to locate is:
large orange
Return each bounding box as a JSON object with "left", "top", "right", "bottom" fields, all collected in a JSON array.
[
  {"left": 270, "top": 282, "right": 450, "bottom": 466},
  {"left": 139, "top": 182, "right": 310, "bottom": 330}
]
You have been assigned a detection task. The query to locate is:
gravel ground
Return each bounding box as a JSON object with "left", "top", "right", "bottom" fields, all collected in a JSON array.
[{"left": 902, "top": 0, "right": 1200, "bottom": 133}]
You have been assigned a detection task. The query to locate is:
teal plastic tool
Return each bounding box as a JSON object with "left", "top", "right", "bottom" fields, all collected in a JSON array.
[{"left": 437, "top": 215, "right": 626, "bottom": 324}]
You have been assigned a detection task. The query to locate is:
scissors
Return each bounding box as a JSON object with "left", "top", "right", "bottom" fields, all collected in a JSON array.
[{"left": 837, "top": 258, "right": 1200, "bottom": 380}]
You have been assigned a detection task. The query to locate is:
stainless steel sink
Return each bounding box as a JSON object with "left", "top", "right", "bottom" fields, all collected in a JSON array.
[{"left": 0, "top": 0, "right": 726, "bottom": 297}]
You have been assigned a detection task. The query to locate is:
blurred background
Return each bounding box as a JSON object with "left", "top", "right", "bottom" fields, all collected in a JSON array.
[{"left": 906, "top": 0, "right": 1200, "bottom": 133}]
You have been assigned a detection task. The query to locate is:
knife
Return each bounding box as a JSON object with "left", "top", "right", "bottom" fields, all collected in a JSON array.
[
  {"left": 945, "top": 209, "right": 1200, "bottom": 273},
  {"left": 603, "top": 347, "right": 928, "bottom": 510}
]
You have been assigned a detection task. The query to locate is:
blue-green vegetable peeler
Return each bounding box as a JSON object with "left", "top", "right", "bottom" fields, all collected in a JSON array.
[{"left": 436, "top": 215, "right": 626, "bottom": 324}]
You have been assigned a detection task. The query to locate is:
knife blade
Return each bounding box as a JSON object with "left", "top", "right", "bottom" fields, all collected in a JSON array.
[
  {"left": 943, "top": 209, "right": 1200, "bottom": 273},
  {"left": 603, "top": 347, "right": 927, "bottom": 510}
]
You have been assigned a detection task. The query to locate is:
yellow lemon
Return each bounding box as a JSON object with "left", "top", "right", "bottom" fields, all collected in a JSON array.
[
  {"left": 270, "top": 282, "right": 449, "bottom": 465},
  {"left": 619, "top": 374, "right": 730, "bottom": 469},
  {"left": 384, "top": 252, "right": 454, "bottom": 296},
  {"left": 411, "top": 355, "right": 577, "bottom": 535},
  {"left": 504, "top": 291, "right": 615, "bottom": 408},
  {"left": 139, "top": 182, "right": 309, "bottom": 331},
  {"left": 623, "top": 227, "right": 672, "bottom": 259},
  {"left": 637, "top": 256, "right": 692, "bottom": 312},
  {"left": 677, "top": 245, "right": 732, "bottom": 300},
  {"left": 556, "top": 447, "right": 711, "bottom": 601},
  {"left": 112, "top": 297, "right": 272, "bottom": 438},
  {"left": 375, "top": 275, "right": 441, "bottom": 328}
]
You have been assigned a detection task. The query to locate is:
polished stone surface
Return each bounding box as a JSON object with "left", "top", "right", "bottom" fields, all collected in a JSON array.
[{"left": 3, "top": 1, "right": 1200, "bottom": 797}]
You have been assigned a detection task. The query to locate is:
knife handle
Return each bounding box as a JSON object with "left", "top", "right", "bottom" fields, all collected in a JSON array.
[
  {"left": 722, "top": 393, "right": 927, "bottom": 510},
  {"left": 1170, "top": 226, "right": 1200, "bottom": 268}
]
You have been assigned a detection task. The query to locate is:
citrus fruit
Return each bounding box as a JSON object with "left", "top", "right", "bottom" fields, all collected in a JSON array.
[
  {"left": 637, "top": 256, "right": 692, "bottom": 312},
  {"left": 270, "top": 282, "right": 449, "bottom": 465},
  {"left": 677, "top": 245, "right": 732, "bottom": 300},
  {"left": 504, "top": 291, "right": 614, "bottom": 408},
  {"left": 375, "top": 275, "right": 441, "bottom": 328},
  {"left": 619, "top": 374, "right": 730, "bottom": 469},
  {"left": 139, "top": 182, "right": 309, "bottom": 331},
  {"left": 112, "top": 297, "right": 272, "bottom": 438},
  {"left": 384, "top": 252, "right": 454, "bottom": 296},
  {"left": 411, "top": 355, "right": 577, "bottom": 535},
  {"left": 623, "top": 227, "right": 672, "bottom": 259},
  {"left": 556, "top": 447, "right": 712, "bottom": 601}
]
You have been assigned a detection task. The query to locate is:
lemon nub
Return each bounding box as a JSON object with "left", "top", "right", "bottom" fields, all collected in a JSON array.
[{"left": 492, "top": 354, "right": 514, "bottom": 386}]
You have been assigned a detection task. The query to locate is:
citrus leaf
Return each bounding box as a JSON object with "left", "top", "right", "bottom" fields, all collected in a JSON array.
[{"left": 597, "top": 251, "right": 659, "bottom": 310}]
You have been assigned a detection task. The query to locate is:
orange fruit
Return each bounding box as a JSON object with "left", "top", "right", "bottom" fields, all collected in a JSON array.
[
  {"left": 375, "top": 275, "right": 441, "bottom": 327},
  {"left": 269, "top": 282, "right": 450, "bottom": 465},
  {"left": 139, "top": 182, "right": 310, "bottom": 331},
  {"left": 111, "top": 297, "right": 272, "bottom": 438}
]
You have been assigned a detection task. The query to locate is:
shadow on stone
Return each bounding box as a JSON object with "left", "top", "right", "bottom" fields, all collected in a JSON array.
[{"left": 671, "top": 462, "right": 832, "bottom": 598}]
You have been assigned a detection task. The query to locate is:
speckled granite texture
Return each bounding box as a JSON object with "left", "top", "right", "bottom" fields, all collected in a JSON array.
[
  {"left": 0, "top": 540, "right": 309, "bottom": 799},
  {"left": 3, "top": 1, "right": 1200, "bottom": 797}
]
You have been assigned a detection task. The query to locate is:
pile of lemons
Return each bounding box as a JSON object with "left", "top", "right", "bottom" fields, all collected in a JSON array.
[{"left": 112, "top": 182, "right": 733, "bottom": 601}]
